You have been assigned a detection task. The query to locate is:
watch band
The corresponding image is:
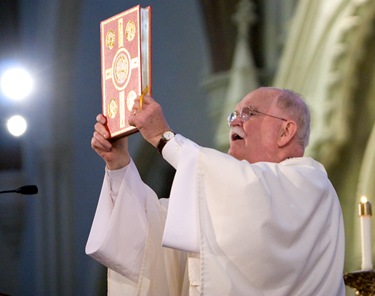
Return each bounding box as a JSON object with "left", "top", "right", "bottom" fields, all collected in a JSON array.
[{"left": 157, "top": 130, "right": 175, "bottom": 153}]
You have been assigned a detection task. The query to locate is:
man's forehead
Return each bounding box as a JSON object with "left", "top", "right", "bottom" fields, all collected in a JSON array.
[{"left": 238, "top": 89, "right": 277, "bottom": 109}]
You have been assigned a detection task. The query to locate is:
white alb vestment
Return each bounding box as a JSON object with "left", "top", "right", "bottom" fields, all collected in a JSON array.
[{"left": 86, "top": 135, "right": 345, "bottom": 295}]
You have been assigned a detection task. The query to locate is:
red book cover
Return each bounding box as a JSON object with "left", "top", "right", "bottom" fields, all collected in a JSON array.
[{"left": 100, "top": 5, "right": 152, "bottom": 139}]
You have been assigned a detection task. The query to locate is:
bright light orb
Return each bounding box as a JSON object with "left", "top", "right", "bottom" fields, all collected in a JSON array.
[
  {"left": 361, "top": 195, "right": 368, "bottom": 204},
  {"left": 7, "top": 115, "right": 28, "bottom": 137},
  {"left": 1, "top": 67, "right": 33, "bottom": 100}
]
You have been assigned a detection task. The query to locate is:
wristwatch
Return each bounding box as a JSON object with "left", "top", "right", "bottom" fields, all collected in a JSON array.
[{"left": 157, "top": 130, "right": 175, "bottom": 153}]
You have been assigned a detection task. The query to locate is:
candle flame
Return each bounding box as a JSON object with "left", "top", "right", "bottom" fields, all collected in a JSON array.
[{"left": 361, "top": 196, "right": 368, "bottom": 203}]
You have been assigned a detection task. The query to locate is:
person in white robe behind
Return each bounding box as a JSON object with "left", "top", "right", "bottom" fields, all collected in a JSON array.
[{"left": 86, "top": 87, "right": 346, "bottom": 295}]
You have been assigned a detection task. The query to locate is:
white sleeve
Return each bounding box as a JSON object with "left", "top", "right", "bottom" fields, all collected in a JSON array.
[
  {"left": 161, "top": 135, "right": 201, "bottom": 252},
  {"left": 85, "top": 159, "right": 152, "bottom": 282}
]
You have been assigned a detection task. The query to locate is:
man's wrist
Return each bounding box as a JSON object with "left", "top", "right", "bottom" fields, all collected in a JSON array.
[
  {"left": 157, "top": 130, "right": 175, "bottom": 153},
  {"left": 106, "top": 157, "right": 130, "bottom": 171}
]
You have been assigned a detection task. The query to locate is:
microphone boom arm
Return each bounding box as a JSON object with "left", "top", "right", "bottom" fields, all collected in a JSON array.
[{"left": 0, "top": 185, "right": 38, "bottom": 195}]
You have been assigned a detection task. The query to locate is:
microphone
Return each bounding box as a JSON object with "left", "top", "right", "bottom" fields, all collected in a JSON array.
[{"left": 0, "top": 185, "right": 38, "bottom": 195}]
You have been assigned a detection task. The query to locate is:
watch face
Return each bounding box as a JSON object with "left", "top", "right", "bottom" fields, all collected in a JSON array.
[{"left": 163, "top": 131, "right": 175, "bottom": 140}]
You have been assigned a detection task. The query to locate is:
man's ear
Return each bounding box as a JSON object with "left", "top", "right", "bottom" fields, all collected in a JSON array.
[{"left": 278, "top": 121, "right": 297, "bottom": 147}]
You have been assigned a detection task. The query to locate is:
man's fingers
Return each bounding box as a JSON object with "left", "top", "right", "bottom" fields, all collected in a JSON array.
[
  {"left": 139, "top": 85, "right": 149, "bottom": 110},
  {"left": 141, "top": 95, "right": 154, "bottom": 105},
  {"left": 92, "top": 130, "right": 108, "bottom": 147},
  {"left": 96, "top": 114, "right": 107, "bottom": 124},
  {"left": 94, "top": 121, "right": 110, "bottom": 138},
  {"left": 132, "top": 100, "right": 140, "bottom": 112},
  {"left": 133, "top": 95, "right": 154, "bottom": 111}
]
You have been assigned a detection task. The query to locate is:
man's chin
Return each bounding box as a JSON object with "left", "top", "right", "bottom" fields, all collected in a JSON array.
[{"left": 228, "top": 148, "right": 240, "bottom": 160}]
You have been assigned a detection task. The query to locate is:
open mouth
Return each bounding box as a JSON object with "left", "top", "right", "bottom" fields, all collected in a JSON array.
[
  {"left": 231, "top": 133, "right": 243, "bottom": 141},
  {"left": 230, "top": 127, "right": 245, "bottom": 141}
]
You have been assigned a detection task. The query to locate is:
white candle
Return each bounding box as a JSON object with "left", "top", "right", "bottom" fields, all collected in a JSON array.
[{"left": 359, "top": 196, "right": 373, "bottom": 270}]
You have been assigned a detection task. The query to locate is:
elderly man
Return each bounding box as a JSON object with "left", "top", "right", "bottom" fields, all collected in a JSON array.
[{"left": 86, "top": 87, "right": 345, "bottom": 295}]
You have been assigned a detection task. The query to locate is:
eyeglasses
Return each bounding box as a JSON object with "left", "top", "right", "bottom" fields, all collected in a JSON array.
[{"left": 227, "top": 106, "right": 287, "bottom": 127}]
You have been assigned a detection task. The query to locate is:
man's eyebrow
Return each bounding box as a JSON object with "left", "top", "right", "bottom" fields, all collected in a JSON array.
[{"left": 246, "top": 105, "right": 257, "bottom": 111}]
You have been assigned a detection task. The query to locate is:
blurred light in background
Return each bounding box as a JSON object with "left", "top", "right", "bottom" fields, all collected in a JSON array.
[
  {"left": 0, "top": 64, "right": 33, "bottom": 138},
  {"left": 1, "top": 66, "right": 33, "bottom": 101},
  {"left": 6, "top": 114, "right": 27, "bottom": 137}
]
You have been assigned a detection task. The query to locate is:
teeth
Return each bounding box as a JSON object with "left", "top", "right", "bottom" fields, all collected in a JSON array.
[{"left": 231, "top": 126, "right": 245, "bottom": 140}]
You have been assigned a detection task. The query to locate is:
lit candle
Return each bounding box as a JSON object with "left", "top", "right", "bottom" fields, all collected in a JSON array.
[{"left": 358, "top": 196, "right": 373, "bottom": 270}]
